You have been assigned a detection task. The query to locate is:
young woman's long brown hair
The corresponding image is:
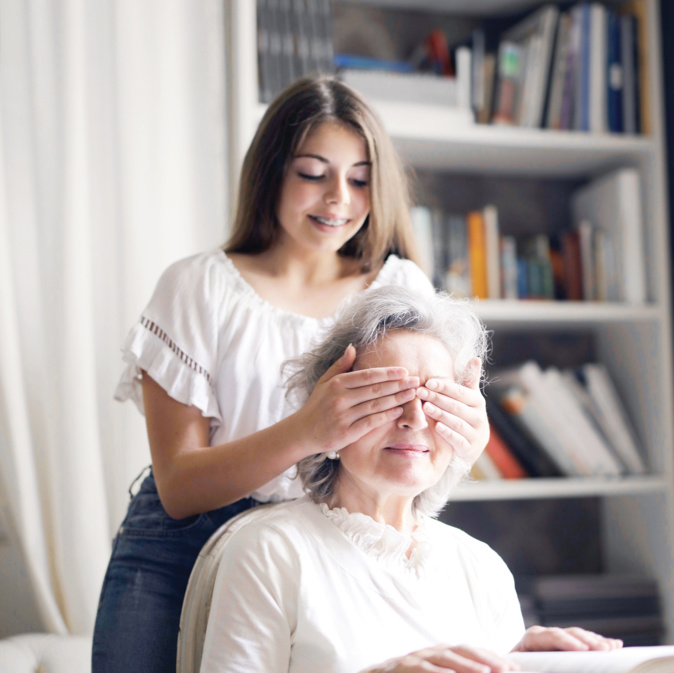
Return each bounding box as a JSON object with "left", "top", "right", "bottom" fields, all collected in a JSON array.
[{"left": 225, "top": 75, "right": 421, "bottom": 272}]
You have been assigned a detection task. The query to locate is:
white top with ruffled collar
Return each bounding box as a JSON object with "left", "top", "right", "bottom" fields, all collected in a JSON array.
[{"left": 201, "top": 496, "right": 525, "bottom": 673}]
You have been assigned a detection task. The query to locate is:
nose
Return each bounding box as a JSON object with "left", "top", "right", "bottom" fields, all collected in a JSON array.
[
  {"left": 324, "top": 174, "right": 350, "bottom": 205},
  {"left": 397, "top": 396, "right": 429, "bottom": 431}
]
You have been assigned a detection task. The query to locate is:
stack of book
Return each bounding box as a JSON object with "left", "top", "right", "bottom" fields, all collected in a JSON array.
[
  {"left": 478, "top": 360, "right": 647, "bottom": 480},
  {"left": 519, "top": 574, "right": 664, "bottom": 646},
  {"left": 485, "top": 1, "right": 645, "bottom": 133},
  {"left": 257, "top": 0, "right": 334, "bottom": 102},
  {"left": 410, "top": 167, "right": 647, "bottom": 304}
]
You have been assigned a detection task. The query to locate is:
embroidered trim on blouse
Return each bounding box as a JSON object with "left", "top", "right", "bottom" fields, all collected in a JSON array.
[
  {"left": 140, "top": 316, "right": 213, "bottom": 385},
  {"left": 318, "top": 503, "right": 432, "bottom": 576}
]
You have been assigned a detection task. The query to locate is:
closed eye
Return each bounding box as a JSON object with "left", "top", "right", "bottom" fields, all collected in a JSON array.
[
  {"left": 351, "top": 178, "right": 369, "bottom": 188},
  {"left": 298, "top": 172, "right": 324, "bottom": 181}
]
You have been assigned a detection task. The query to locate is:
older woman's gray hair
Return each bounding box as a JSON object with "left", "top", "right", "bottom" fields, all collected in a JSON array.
[{"left": 286, "top": 285, "right": 490, "bottom": 518}]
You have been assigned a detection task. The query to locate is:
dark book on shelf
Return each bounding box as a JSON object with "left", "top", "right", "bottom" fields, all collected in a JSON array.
[{"left": 485, "top": 395, "right": 562, "bottom": 478}]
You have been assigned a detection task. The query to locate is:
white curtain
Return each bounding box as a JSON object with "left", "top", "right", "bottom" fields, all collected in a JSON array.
[{"left": 0, "top": 0, "right": 228, "bottom": 635}]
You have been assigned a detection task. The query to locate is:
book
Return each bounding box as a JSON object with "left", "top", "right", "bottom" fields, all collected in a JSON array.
[
  {"left": 485, "top": 396, "right": 562, "bottom": 478},
  {"left": 477, "top": 52, "right": 496, "bottom": 125},
  {"left": 543, "top": 366, "right": 623, "bottom": 476},
  {"left": 338, "top": 70, "right": 461, "bottom": 109},
  {"left": 430, "top": 208, "right": 447, "bottom": 290},
  {"left": 558, "top": 6, "right": 581, "bottom": 130},
  {"left": 500, "top": 236, "right": 518, "bottom": 300},
  {"left": 545, "top": 11, "right": 572, "bottom": 129},
  {"left": 492, "top": 41, "right": 523, "bottom": 125},
  {"left": 621, "top": 0, "right": 649, "bottom": 135},
  {"left": 467, "top": 211, "right": 487, "bottom": 299},
  {"left": 484, "top": 423, "right": 528, "bottom": 479},
  {"left": 571, "top": 168, "right": 647, "bottom": 304},
  {"left": 607, "top": 9, "right": 624, "bottom": 134},
  {"left": 499, "top": 4, "right": 559, "bottom": 128},
  {"left": 508, "top": 646, "right": 674, "bottom": 672},
  {"left": 497, "top": 383, "right": 581, "bottom": 477},
  {"left": 578, "top": 363, "right": 646, "bottom": 474},
  {"left": 575, "top": 2, "right": 591, "bottom": 131},
  {"left": 445, "top": 214, "right": 471, "bottom": 298},
  {"left": 495, "top": 361, "right": 623, "bottom": 476},
  {"left": 561, "top": 229, "right": 583, "bottom": 301},
  {"left": 455, "top": 46, "right": 473, "bottom": 111},
  {"left": 471, "top": 450, "right": 503, "bottom": 481},
  {"left": 577, "top": 219, "right": 595, "bottom": 301},
  {"left": 620, "top": 13, "right": 639, "bottom": 134},
  {"left": 483, "top": 205, "right": 501, "bottom": 299},
  {"left": 589, "top": 3, "right": 608, "bottom": 133},
  {"left": 409, "top": 206, "right": 434, "bottom": 282}
]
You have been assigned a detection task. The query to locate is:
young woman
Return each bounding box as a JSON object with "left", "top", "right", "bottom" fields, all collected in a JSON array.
[{"left": 91, "top": 75, "right": 491, "bottom": 673}]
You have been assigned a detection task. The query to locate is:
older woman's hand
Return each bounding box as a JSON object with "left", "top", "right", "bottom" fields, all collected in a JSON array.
[
  {"left": 416, "top": 357, "right": 489, "bottom": 465},
  {"left": 360, "top": 644, "right": 520, "bottom": 673},
  {"left": 511, "top": 625, "right": 623, "bottom": 653}
]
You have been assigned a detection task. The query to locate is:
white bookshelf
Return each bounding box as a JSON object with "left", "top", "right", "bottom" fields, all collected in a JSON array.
[{"left": 225, "top": 0, "right": 674, "bottom": 642}]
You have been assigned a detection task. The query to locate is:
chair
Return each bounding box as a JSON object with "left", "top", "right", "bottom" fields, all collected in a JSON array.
[{"left": 176, "top": 503, "right": 278, "bottom": 673}]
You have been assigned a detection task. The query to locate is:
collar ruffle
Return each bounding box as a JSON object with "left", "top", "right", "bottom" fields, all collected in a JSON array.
[{"left": 318, "top": 503, "right": 433, "bottom": 577}]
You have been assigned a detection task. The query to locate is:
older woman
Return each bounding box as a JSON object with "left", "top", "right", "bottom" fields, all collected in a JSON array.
[{"left": 199, "top": 286, "right": 621, "bottom": 673}]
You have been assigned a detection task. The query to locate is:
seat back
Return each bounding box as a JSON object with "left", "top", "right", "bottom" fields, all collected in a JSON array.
[{"left": 176, "top": 503, "right": 278, "bottom": 673}]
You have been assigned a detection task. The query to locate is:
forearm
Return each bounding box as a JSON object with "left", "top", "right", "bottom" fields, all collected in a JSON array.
[{"left": 155, "top": 411, "right": 312, "bottom": 519}]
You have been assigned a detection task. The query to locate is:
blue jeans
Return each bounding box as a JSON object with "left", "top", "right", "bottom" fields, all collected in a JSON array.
[{"left": 91, "top": 469, "right": 258, "bottom": 673}]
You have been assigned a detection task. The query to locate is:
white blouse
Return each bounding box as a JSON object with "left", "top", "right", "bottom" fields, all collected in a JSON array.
[
  {"left": 114, "top": 249, "right": 434, "bottom": 501},
  {"left": 200, "top": 497, "right": 526, "bottom": 673}
]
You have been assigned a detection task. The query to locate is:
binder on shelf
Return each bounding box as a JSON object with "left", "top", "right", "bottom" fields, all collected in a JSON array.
[{"left": 571, "top": 168, "right": 647, "bottom": 304}]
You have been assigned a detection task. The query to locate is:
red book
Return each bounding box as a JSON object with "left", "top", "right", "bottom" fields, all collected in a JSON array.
[{"left": 484, "top": 423, "right": 528, "bottom": 479}]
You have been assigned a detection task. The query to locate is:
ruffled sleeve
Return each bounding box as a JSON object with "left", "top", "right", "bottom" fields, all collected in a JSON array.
[{"left": 114, "top": 251, "right": 224, "bottom": 422}]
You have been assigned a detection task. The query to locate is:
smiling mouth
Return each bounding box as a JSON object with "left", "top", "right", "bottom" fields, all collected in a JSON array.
[
  {"left": 385, "top": 444, "right": 430, "bottom": 457},
  {"left": 309, "top": 215, "right": 350, "bottom": 227}
]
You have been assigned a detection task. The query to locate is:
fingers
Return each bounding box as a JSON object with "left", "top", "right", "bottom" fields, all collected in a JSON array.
[
  {"left": 512, "top": 626, "right": 623, "bottom": 653},
  {"left": 463, "top": 358, "right": 483, "bottom": 390},
  {"left": 361, "top": 644, "right": 520, "bottom": 673},
  {"left": 415, "top": 371, "right": 488, "bottom": 463},
  {"left": 316, "top": 344, "right": 358, "bottom": 385},
  {"left": 562, "top": 627, "right": 623, "bottom": 651}
]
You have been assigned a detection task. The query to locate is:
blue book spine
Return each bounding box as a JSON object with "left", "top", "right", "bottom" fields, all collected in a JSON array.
[
  {"left": 607, "top": 10, "right": 623, "bottom": 133},
  {"left": 517, "top": 257, "right": 529, "bottom": 299}
]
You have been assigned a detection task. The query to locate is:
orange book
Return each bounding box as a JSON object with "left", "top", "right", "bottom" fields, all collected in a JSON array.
[
  {"left": 484, "top": 423, "right": 528, "bottom": 479},
  {"left": 467, "top": 211, "right": 488, "bottom": 299}
]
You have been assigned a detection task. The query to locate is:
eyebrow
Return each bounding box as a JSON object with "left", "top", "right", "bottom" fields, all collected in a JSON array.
[{"left": 293, "top": 153, "right": 371, "bottom": 167}]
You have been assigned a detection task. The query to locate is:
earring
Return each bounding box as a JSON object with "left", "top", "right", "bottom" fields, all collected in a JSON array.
[{"left": 326, "top": 451, "right": 340, "bottom": 460}]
